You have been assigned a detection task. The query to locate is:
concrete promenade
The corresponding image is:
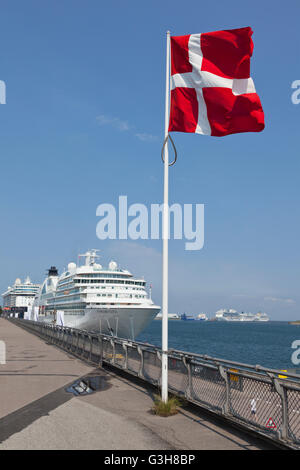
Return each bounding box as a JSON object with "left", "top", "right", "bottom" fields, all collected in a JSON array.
[{"left": 0, "top": 318, "right": 275, "bottom": 450}]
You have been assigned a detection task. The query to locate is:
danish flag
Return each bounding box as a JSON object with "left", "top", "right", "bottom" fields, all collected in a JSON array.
[{"left": 169, "top": 27, "right": 265, "bottom": 137}]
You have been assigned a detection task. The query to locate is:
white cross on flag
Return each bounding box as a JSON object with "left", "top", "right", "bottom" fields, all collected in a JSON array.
[{"left": 169, "top": 27, "right": 265, "bottom": 137}]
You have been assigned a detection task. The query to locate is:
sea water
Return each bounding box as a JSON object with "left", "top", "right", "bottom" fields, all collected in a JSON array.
[{"left": 137, "top": 321, "right": 300, "bottom": 370}]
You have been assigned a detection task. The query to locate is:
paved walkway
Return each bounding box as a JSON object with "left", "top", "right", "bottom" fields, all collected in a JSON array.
[{"left": 0, "top": 319, "right": 274, "bottom": 450}]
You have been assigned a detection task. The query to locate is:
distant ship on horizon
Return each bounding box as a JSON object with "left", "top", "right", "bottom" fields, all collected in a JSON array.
[
  {"left": 215, "top": 309, "right": 269, "bottom": 322},
  {"left": 180, "top": 313, "right": 208, "bottom": 321},
  {"left": 155, "top": 313, "right": 180, "bottom": 320},
  {"left": 180, "top": 313, "right": 195, "bottom": 321},
  {"left": 196, "top": 313, "right": 208, "bottom": 321},
  {"left": 155, "top": 312, "right": 208, "bottom": 321}
]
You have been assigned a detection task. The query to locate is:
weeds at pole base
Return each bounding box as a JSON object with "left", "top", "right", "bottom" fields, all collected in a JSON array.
[{"left": 152, "top": 394, "right": 182, "bottom": 417}]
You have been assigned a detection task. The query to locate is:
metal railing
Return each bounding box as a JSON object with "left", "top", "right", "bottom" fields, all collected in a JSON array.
[{"left": 7, "top": 318, "right": 300, "bottom": 449}]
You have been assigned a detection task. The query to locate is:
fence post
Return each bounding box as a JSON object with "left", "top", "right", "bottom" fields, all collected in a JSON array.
[
  {"left": 70, "top": 329, "right": 74, "bottom": 351},
  {"left": 60, "top": 327, "right": 64, "bottom": 346},
  {"left": 56, "top": 327, "right": 60, "bottom": 345},
  {"left": 64, "top": 329, "right": 69, "bottom": 349},
  {"left": 98, "top": 335, "right": 103, "bottom": 367},
  {"left": 156, "top": 351, "right": 162, "bottom": 388},
  {"left": 76, "top": 331, "right": 80, "bottom": 354},
  {"left": 60, "top": 328, "right": 64, "bottom": 347},
  {"left": 219, "top": 365, "right": 231, "bottom": 416},
  {"left": 183, "top": 356, "right": 193, "bottom": 400},
  {"left": 89, "top": 335, "right": 93, "bottom": 361},
  {"left": 272, "top": 377, "right": 289, "bottom": 441},
  {"left": 110, "top": 339, "right": 116, "bottom": 365},
  {"left": 137, "top": 346, "right": 144, "bottom": 378},
  {"left": 122, "top": 343, "right": 128, "bottom": 370},
  {"left": 82, "top": 334, "right": 88, "bottom": 357},
  {"left": 67, "top": 329, "right": 71, "bottom": 350},
  {"left": 52, "top": 326, "right": 55, "bottom": 344}
]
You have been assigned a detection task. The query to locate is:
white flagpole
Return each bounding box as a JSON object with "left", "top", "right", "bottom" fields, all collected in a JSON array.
[{"left": 161, "top": 30, "right": 170, "bottom": 403}]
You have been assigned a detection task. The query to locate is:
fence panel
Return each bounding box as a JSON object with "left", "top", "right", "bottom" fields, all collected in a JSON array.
[
  {"left": 229, "top": 373, "right": 282, "bottom": 437},
  {"left": 114, "top": 341, "right": 126, "bottom": 368},
  {"left": 102, "top": 337, "right": 114, "bottom": 363},
  {"left": 127, "top": 345, "right": 141, "bottom": 375},
  {"left": 168, "top": 355, "right": 188, "bottom": 395},
  {"left": 190, "top": 362, "right": 226, "bottom": 411},
  {"left": 143, "top": 349, "right": 161, "bottom": 384},
  {"left": 287, "top": 387, "right": 300, "bottom": 443},
  {"left": 90, "top": 335, "right": 101, "bottom": 363}
]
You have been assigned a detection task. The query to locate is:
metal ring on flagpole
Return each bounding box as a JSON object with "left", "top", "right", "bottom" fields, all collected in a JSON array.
[{"left": 161, "top": 133, "right": 177, "bottom": 166}]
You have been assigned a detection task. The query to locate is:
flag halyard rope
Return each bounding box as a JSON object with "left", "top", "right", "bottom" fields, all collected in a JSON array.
[{"left": 161, "top": 133, "right": 177, "bottom": 166}]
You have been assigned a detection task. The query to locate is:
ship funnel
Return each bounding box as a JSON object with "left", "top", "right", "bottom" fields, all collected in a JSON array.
[{"left": 48, "top": 266, "right": 58, "bottom": 277}]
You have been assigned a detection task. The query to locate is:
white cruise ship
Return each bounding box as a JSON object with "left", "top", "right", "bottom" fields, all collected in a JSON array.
[
  {"left": 196, "top": 313, "right": 208, "bottom": 321},
  {"left": 31, "top": 250, "right": 160, "bottom": 339},
  {"left": 2, "top": 277, "right": 40, "bottom": 313},
  {"left": 155, "top": 313, "right": 180, "bottom": 320},
  {"left": 215, "top": 309, "right": 269, "bottom": 322}
]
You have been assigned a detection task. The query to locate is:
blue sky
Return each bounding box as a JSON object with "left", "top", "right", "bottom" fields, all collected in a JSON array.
[{"left": 0, "top": 0, "right": 299, "bottom": 320}]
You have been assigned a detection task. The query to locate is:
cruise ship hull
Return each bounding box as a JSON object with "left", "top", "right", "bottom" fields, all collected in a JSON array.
[{"left": 36, "top": 305, "right": 160, "bottom": 339}]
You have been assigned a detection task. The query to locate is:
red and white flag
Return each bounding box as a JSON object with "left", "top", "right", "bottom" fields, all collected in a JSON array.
[{"left": 169, "top": 27, "right": 265, "bottom": 137}]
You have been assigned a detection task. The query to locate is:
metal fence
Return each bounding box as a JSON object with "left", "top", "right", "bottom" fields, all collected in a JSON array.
[{"left": 7, "top": 318, "right": 300, "bottom": 449}]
